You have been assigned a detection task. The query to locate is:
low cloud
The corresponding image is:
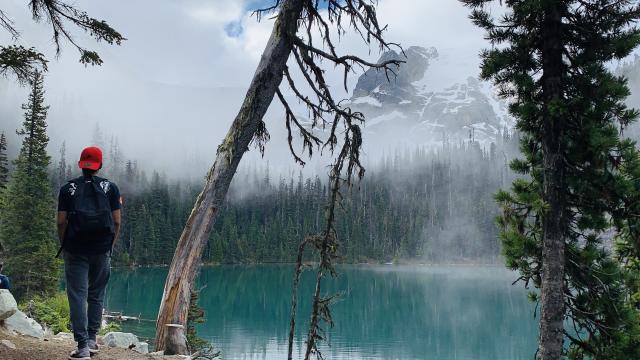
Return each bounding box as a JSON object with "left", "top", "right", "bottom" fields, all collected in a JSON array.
[{"left": 0, "top": 0, "right": 495, "bottom": 179}]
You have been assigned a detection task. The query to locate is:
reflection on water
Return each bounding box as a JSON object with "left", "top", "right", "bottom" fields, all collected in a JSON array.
[{"left": 105, "top": 265, "right": 537, "bottom": 360}]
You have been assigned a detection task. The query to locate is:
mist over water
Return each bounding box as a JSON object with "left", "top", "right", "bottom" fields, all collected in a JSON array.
[
  {"left": 106, "top": 265, "right": 538, "bottom": 360},
  {"left": 1, "top": 2, "right": 639, "bottom": 360}
]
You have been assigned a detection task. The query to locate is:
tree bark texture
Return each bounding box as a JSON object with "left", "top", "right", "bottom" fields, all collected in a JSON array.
[
  {"left": 163, "top": 324, "right": 187, "bottom": 355},
  {"left": 155, "top": 0, "right": 304, "bottom": 352},
  {"left": 538, "top": 3, "right": 566, "bottom": 360}
]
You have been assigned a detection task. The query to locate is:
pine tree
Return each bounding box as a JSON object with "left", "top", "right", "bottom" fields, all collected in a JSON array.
[
  {"left": 91, "top": 122, "right": 106, "bottom": 151},
  {"left": 0, "top": 71, "right": 60, "bottom": 300},
  {"left": 108, "top": 135, "right": 123, "bottom": 180},
  {"left": 186, "top": 289, "right": 207, "bottom": 351},
  {"left": 55, "top": 141, "right": 68, "bottom": 190},
  {"left": 0, "top": 132, "right": 9, "bottom": 252},
  {"left": 0, "top": 132, "right": 8, "bottom": 189},
  {"left": 462, "top": 0, "right": 640, "bottom": 358}
]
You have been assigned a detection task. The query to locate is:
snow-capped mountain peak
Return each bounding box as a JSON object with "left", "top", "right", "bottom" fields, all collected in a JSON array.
[{"left": 346, "top": 46, "right": 515, "bottom": 148}]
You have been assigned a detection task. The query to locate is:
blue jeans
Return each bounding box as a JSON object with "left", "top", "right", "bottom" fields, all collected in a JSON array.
[{"left": 64, "top": 251, "right": 111, "bottom": 348}]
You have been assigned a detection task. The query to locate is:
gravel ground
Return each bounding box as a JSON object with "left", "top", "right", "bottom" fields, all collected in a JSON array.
[{"left": 0, "top": 331, "right": 186, "bottom": 360}]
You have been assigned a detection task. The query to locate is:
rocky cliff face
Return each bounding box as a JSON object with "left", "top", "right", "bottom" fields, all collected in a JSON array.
[
  {"left": 352, "top": 46, "right": 436, "bottom": 101},
  {"left": 346, "top": 46, "right": 514, "bottom": 149}
]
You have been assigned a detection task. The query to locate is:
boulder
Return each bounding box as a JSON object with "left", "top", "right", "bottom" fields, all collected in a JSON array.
[
  {"left": 0, "top": 289, "right": 17, "bottom": 320},
  {"left": 0, "top": 339, "right": 16, "bottom": 350},
  {"left": 3, "top": 310, "right": 44, "bottom": 339},
  {"left": 102, "top": 331, "right": 139, "bottom": 348},
  {"left": 133, "top": 341, "right": 149, "bottom": 354}
]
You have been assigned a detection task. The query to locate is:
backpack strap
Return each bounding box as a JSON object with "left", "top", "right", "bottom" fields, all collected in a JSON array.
[{"left": 56, "top": 178, "right": 83, "bottom": 258}]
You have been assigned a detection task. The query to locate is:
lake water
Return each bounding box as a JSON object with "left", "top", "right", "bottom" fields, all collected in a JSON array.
[{"left": 105, "top": 265, "right": 538, "bottom": 360}]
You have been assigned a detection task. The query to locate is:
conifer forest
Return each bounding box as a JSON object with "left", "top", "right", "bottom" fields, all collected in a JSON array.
[{"left": 1, "top": 1, "right": 640, "bottom": 360}]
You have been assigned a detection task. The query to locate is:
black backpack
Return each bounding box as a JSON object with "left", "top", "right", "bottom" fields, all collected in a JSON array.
[
  {"left": 56, "top": 176, "right": 114, "bottom": 257},
  {"left": 70, "top": 176, "right": 114, "bottom": 234}
]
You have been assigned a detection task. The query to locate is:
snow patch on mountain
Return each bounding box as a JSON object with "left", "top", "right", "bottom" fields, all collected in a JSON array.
[
  {"left": 353, "top": 96, "right": 383, "bottom": 107},
  {"left": 344, "top": 46, "right": 516, "bottom": 151}
]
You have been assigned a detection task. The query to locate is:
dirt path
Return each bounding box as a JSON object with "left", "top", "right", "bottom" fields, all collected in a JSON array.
[{"left": 0, "top": 331, "right": 185, "bottom": 360}]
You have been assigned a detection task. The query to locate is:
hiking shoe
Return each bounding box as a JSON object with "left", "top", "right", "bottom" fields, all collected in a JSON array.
[
  {"left": 88, "top": 340, "right": 100, "bottom": 354},
  {"left": 68, "top": 347, "right": 91, "bottom": 360}
]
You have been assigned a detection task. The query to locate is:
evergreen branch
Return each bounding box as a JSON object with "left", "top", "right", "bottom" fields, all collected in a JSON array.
[
  {"left": 287, "top": 236, "right": 313, "bottom": 360},
  {"left": 28, "top": 0, "right": 125, "bottom": 65},
  {"left": 0, "top": 46, "right": 47, "bottom": 84}
]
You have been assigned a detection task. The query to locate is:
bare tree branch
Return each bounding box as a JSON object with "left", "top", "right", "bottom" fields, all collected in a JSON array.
[
  {"left": 287, "top": 236, "right": 313, "bottom": 360},
  {"left": 264, "top": 0, "right": 402, "bottom": 174},
  {"left": 261, "top": 2, "right": 403, "bottom": 358},
  {"left": 0, "top": 9, "right": 19, "bottom": 39}
]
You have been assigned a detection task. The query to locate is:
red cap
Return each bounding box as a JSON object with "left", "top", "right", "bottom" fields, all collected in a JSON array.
[{"left": 78, "top": 146, "right": 102, "bottom": 170}]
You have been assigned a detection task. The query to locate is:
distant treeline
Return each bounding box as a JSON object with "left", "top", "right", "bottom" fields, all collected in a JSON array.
[{"left": 61, "top": 133, "right": 518, "bottom": 266}]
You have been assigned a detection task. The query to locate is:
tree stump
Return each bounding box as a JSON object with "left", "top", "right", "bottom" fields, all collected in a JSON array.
[{"left": 163, "top": 323, "right": 188, "bottom": 355}]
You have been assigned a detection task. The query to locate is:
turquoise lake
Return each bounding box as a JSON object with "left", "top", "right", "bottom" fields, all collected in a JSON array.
[{"left": 104, "top": 265, "right": 538, "bottom": 360}]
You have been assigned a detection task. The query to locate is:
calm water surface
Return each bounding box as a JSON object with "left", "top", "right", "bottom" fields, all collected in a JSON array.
[{"left": 105, "top": 265, "right": 537, "bottom": 360}]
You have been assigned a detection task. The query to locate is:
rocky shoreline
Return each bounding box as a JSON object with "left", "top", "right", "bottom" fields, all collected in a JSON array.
[{"left": 0, "top": 289, "right": 196, "bottom": 359}]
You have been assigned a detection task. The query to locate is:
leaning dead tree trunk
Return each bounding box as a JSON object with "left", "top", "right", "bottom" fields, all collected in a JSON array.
[
  {"left": 155, "top": 0, "right": 304, "bottom": 351},
  {"left": 156, "top": 0, "right": 401, "bottom": 354}
]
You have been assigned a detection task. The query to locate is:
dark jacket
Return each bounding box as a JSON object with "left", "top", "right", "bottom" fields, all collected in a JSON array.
[{"left": 0, "top": 274, "right": 11, "bottom": 290}]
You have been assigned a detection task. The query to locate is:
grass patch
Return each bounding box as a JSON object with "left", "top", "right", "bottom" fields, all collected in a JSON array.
[
  {"left": 20, "top": 292, "right": 70, "bottom": 334},
  {"left": 98, "top": 321, "right": 121, "bottom": 335}
]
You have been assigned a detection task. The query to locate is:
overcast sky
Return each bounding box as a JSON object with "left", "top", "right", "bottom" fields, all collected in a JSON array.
[{"left": 0, "top": 0, "right": 494, "bottom": 178}]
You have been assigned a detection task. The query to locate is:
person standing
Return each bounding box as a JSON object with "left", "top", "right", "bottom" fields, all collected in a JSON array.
[{"left": 57, "top": 146, "right": 121, "bottom": 360}]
